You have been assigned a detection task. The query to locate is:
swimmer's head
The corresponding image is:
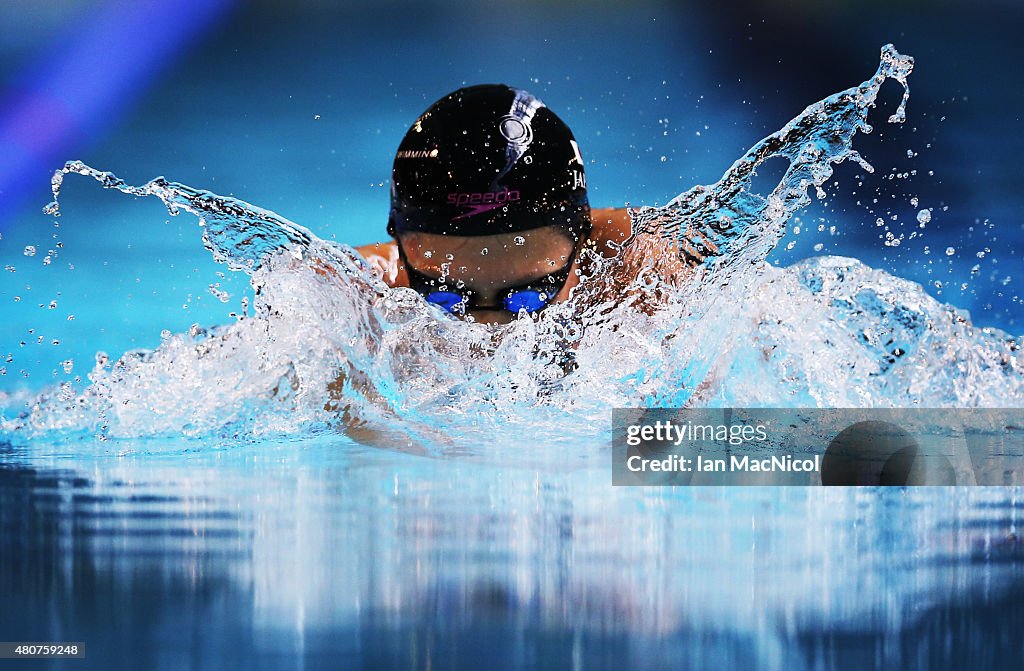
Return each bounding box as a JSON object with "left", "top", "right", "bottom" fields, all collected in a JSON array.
[
  {"left": 388, "top": 84, "right": 591, "bottom": 242},
  {"left": 389, "top": 85, "right": 591, "bottom": 323}
]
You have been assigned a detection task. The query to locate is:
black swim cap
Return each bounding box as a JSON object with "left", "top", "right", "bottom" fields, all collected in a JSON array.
[{"left": 388, "top": 84, "right": 590, "bottom": 239}]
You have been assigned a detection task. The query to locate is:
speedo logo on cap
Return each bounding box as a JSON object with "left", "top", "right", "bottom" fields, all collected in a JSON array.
[{"left": 447, "top": 188, "right": 521, "bottom": 220}]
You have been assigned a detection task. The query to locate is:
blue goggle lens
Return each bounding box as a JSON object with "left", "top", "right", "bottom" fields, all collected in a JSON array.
[
  {"left": 425, "top": 291, "right": 466, "bottom": 314},
  {"left": 504, "top": 290, "right": 549, "bottom": 314}
]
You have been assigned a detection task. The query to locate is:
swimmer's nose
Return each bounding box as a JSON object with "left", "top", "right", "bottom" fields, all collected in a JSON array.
[{"left": 468, "top": 309, "right": 514, "bottom": 325}]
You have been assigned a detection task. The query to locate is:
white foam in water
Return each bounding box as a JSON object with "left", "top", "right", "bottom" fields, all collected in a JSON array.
[{"left": 4, "top": 45, "right": 1023, "bottom": 446}]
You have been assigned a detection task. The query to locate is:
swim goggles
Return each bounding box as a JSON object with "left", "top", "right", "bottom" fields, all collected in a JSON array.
[{"left": 398, "top": 244, "right": 576, "bottom": 316}]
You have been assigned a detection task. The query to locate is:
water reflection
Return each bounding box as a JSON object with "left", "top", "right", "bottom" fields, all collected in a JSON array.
[{"left": 1, "top": 437, "right": 1022, "bottom": 670}]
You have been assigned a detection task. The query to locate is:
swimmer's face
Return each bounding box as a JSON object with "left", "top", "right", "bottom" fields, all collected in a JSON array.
[{"left": 399, "top": 226, "right": 580, "bottom": 325}]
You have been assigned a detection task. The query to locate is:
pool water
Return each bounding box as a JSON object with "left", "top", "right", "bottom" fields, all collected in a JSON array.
[{"left": 2, "top": 436, "right": 1023, "bottom": 670}]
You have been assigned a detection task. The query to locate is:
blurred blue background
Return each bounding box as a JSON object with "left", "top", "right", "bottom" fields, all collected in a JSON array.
[{"left": 1, "top": 0, "right": 1022, "bottom": 390}]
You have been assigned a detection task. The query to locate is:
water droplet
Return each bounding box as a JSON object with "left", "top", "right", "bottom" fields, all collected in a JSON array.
[
  {"left": 23, "top": 246, "right": 36, "bottom": 257},
  {"left": 160, "top": 329, "right": 172, "bottom": 339},
  {"left": 57, "top": 381, "right": 74, "bottom": 400},
  {"left": 61, "top": 359, "right": 74, "bottom": 374},
  {"left": 480, "top": 248, "right": 488, "bottom": 256},
  {"left": 313, "top": 114, "right": 321, "bottom": 120},
  {"left": 423, "top": 250, "right": 433, "bottom": 258},
  {"left": 813, "top": 243, "right": 824, "bottom": 252},
  {"left": 207, "top": 284, "right": 231, "bottom": 303},
  {"left": 910, "top": 197, "right": 918, "bottom": 207},
  {"left": 48, "top": 300, "right": 57, "bottom": 309},
  {"left": 916, "top": 209, "right": 931, "bottom": 225},
  {"left": 945, "top": 246, "right": 956, "bottom": 256},
  {"left": 884, "top": 232, "right": 903, "bottom": 247},
  {"left": 513, "top": 236, "right": 526, "bottom": 246}
]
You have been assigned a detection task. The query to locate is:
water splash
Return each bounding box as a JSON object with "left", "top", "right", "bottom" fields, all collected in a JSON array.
[
  {"left": 5, "top": 45, "right": 1023, "bottom": 447},
  {"left": 45, "top": 162, "right": 316, "bottom": 273},
  {"left": 627, "top": 44, "right": 913, "bottom": 275}
]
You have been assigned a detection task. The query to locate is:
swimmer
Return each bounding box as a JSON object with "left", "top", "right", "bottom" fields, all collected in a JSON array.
[{"left": 356, "top": 84, "right": 642, "bottom": 325}]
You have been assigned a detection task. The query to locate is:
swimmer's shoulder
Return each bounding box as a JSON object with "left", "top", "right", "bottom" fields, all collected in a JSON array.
[
  {"left": 588, "top": 207, "right": 632, "bottom": 257},
  {"left": 354, "top": 240, "right": 407, "bottom": 288}
]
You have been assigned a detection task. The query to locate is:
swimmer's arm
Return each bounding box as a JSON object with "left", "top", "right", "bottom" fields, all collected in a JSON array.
[{"left": 354, "top": 240, "right": 404, "bottom": 287}]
